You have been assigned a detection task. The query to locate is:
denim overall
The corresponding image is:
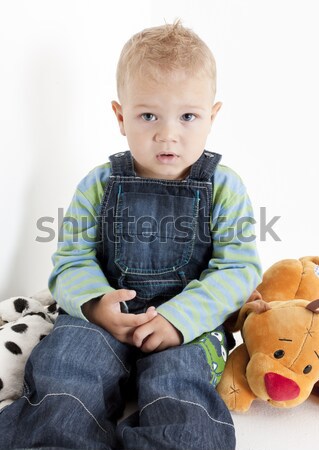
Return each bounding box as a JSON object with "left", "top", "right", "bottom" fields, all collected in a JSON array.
[
  {"left": 97, "top": 150, "right": 221, "bottom": 313},
  {"left": 0, "top": 151, "right": 236, "bottom": 450}
]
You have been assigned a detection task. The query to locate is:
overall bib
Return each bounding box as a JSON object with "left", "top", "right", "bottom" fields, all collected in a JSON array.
[{"left": 97, "top": 150, "right": 221, "bottom": 313}]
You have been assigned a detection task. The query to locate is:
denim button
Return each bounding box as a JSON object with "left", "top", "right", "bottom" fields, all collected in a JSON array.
[
  {"left": 115, "top": 152, "right": 125, "bottom": 157},
  {"left": 204, "top": 151, "right": 214, "bottom": 158}
]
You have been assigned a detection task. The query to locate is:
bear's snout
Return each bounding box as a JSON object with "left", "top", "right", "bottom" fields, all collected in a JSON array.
[{"left": 264, "top": 372, "right": 300, "bottom": 401}]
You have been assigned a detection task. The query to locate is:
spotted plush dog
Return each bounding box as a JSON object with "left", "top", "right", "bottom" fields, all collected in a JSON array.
[{"left": 0, "top": 291, "right": 57, "bottom": 409}]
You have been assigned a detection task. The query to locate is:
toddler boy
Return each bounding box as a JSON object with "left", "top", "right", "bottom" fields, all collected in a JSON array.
[{"left": 0, "top": 21, "right": 262, "bottom": 450}]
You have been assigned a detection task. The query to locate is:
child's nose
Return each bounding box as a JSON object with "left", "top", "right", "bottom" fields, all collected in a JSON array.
[{"left": 154, "top": 123, "right": 177, "bottom": 143}]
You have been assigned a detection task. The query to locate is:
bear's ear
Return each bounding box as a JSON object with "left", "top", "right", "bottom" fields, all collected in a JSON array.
[
  {"left": 246, "top": 289, "right": 263, "bottom": 303},
  {"left": 224, "top": 290, "right": 264, "bottom": 332},
  {"left": 225, "top": 300, "right": 271, "bottom": 332},
  {"left": 306, "top": 299, "right": 319, "bottom": 313}
]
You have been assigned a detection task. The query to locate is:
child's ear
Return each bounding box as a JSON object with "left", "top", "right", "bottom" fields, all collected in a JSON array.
[
  {"left": 210, "top": 101, "right": 222, "bottom": 124},
  {"left": 111, "top": 101, "right": 126, "bottom": 136}
]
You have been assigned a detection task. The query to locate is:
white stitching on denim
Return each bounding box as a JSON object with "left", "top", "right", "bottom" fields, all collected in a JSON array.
[
  {"left": 23, "top": 381, "right": 30, "bottom": 395},
  {"left": 140, "top": 395, "right": 234, "bottom": 429},
  {"left": 21, "top": 393, "right": 108, "bottom": 434},
  {"left": 53, "top": 325, "right": 130, "bottom": 373}
]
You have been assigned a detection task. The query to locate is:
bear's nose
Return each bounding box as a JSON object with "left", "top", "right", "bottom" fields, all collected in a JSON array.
[{"left": 264, "top": 372, "right": 300, "bottom": 401}]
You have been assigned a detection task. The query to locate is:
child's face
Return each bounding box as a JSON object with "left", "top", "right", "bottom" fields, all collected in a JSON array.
[{"left": 112, "top": 70, "right": 221, "bottom": 180}]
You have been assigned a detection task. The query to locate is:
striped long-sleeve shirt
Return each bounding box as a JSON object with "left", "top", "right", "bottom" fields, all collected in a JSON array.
[{"left": 48, "top": 160, "right": 262, "bottom": 343}]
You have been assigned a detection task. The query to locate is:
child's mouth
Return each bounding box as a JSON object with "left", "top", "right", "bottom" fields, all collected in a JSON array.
[{"left": 156, "top": 153, "right": 179, "bottom": 163}]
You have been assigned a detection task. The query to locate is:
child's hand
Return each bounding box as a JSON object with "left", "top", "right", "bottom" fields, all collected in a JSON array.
[
  {"left": 132, "top": 315, "right": 183, "bottom": 353},
  {"left": 82, "top": 289, "right": 157, "bottom": 345}
]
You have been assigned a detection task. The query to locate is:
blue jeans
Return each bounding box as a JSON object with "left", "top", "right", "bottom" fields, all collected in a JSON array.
[{"left": 0, "top": 314, "right": 235, "bottom": 450}]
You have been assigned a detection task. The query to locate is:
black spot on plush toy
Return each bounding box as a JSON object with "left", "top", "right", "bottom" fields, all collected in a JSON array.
[{"left": 0, "top": 290, "right": 57, "bottom": 409}]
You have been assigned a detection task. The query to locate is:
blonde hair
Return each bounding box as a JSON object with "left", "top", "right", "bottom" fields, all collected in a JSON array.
[{"left": 116, "top": 21, "right": 217, "bottom": 102}]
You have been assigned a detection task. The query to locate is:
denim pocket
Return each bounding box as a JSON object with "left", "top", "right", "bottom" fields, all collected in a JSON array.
[{"left": 114, "top": 188, "right": 200, "bottom": 274}]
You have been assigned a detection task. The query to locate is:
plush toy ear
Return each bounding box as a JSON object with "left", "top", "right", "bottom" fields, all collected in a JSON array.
[
  {"left": 246, "top": 289, "right": 263, "bottom": 303},
  {"left": 306, "top": 299, "right": 319, "bottom": 313},
  {"left": 225, "top": 298, "right": 271, "bottom": 332},
  {"left": 224, "top": 290, "right": 263, "bottom": 332}
]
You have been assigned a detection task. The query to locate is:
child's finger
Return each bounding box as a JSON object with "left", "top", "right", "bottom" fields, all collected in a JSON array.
[
  {"left": 118, "top": 309, "right": 157, "bottom": 328},
  {"left": 132, "top": 322, "right": 153, "bottom": 348},
  {"left": 140, "top": 333, "right": 163, "bottom": 353},
  {"left": 103, "top": 289, "right": 136, "bottom": 304}
]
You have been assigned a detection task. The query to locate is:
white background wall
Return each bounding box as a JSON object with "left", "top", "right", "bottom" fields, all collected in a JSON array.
[{"left": 0, "top": 0, "right": 318, "bottom": 299}]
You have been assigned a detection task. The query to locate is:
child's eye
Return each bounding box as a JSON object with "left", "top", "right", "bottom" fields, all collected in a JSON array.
[
  {"left": 141, "top": 113, "right": 157, "bottom": 122},
  {"left": 181, "top": 113, "right": 196, "bottom": 122}
]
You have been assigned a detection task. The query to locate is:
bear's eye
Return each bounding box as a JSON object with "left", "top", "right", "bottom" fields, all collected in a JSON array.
[
  {"left": 274, "top": 350, "right": 285, "bottom": 359},
  {"left": 303, "top": 365, "right": 312, "bottom": 374}
]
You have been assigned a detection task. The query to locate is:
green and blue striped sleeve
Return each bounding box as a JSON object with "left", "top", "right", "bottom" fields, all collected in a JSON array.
[
  {"left": 48, "top": 162, "right": 114, "bottom": 318},
  {"left": 157, "top": 164, "right": 263, "bottom": 343}
]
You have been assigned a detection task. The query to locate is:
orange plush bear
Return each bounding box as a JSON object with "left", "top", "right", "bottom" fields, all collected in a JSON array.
[{"left": 217, "top": 256, "right": 319, "bottom": 411}]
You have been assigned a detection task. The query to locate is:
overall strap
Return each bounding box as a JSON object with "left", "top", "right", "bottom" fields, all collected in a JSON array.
[
  {"left": 188, "top": 151, "right": 222, "bottom": 182},
  {"left": 109, "top": 151, "right": 136, "bottom": 177}
]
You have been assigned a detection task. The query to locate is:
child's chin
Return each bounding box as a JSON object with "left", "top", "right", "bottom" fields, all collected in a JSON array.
[{"left": 158, "top": 169, "right": 187, "bottom": 180}]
